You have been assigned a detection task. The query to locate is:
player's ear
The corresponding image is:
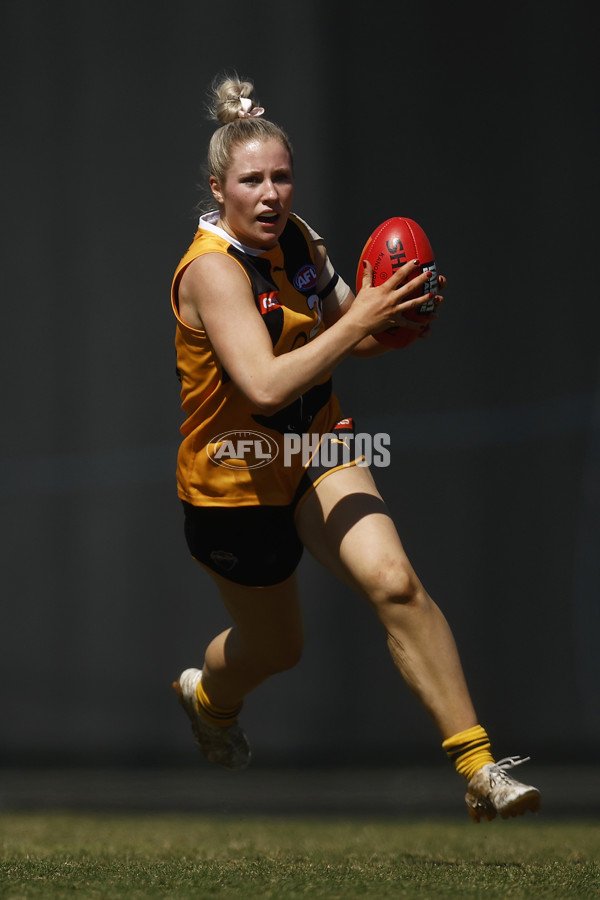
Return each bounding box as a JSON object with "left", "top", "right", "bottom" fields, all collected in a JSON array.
[{"left": 209, "top": 175, "right": 224, "bottom": 205}]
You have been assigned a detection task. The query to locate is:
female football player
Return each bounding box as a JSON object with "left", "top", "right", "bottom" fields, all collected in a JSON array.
[{"left": 170, "top": 74, "right": 540, "bottom": 822}]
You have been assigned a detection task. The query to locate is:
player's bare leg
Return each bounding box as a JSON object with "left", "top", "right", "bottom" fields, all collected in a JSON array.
[
  {"left": 173, "top": 572, "right": 304, "bottom": 769},
  {"left": 295, "top": 463, "right": 540, "bottom": 820},
  {"left": 200, "top": 571, "right": 305, "bottom": 709},
  {"left": 295, "top": 463, "right": 476, "bottom": 738}
]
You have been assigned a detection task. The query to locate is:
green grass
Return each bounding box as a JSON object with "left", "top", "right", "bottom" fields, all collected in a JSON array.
[{"left": 1, "top": 812, "right": 599, "bottom": 899}]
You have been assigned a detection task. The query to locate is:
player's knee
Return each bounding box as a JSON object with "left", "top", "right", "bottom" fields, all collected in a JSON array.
[{"left": 368, "top": 564, "right": 426, "bottom": 616}]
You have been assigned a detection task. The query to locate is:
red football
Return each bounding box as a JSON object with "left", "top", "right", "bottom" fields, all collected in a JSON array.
[{"left": 356, "top": 217, "right": 438, "bottom": 349}]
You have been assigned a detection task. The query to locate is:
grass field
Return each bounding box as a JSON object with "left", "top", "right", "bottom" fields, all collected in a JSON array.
[{"left": 1, "top": 812, "right": 599, "bottom": 899}]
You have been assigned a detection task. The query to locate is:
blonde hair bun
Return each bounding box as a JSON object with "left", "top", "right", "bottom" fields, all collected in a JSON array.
[{"left": 209, "top": 75, "right": 257, "bottom": 124}]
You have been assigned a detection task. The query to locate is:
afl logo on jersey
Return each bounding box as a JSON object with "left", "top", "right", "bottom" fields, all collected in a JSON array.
[{"left": 293, "top": 264, "right": 317, "bottom": 292}]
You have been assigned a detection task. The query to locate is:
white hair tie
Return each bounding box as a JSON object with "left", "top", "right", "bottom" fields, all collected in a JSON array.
[{"left": 238, "top": 96, "right": 265, "bottom": 118}]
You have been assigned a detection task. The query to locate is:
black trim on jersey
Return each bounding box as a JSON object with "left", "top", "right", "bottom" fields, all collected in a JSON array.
[
  {"left": 318, "top": 272, "right": 339, "bottom": 300},
  {"left": 278, "top": 219, "right": 317, "bottom": 300},
  {"left": 225, "top": 218, "right": 331, "bottom": 436},
  {"left": 227, "top": 246, "right": 284, "bottom": 347},
  {"left": 253, "top": 378, "right": 333, "bottom": 436}
]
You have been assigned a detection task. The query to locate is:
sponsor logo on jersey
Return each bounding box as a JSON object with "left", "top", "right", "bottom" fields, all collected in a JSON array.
[
  {"left": 293, "top": 264, "right": 317, "bottom": 292},
  {"left": 207, "top": 430, "right": 279, "bottom": 469},
  {"left": 258, "top": 291, "right": 282, "bottom": 315}
]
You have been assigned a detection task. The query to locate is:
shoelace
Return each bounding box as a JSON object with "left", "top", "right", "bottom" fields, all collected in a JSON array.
[{"left": 488, "top": 755, "right": 531, "bottom": 785}]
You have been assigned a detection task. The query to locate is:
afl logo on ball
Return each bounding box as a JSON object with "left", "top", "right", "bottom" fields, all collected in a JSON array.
[
  {"left": 293, "top": 264, "right": 317, "bottom": 292},
  {"left": 207, "top": 430, "right": 279, "bottom": 469}
]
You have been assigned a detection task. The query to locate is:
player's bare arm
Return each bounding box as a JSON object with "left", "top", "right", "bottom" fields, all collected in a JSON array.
[{"left": 179, "top": 252, "right": 431, "bottom": 414}]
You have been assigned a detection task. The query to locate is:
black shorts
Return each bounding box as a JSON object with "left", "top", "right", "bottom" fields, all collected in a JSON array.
[
  {"left": 182, "top": 420, "right": 363, "bottom": 587},
  {"left": 183, "top": 502, "right": 304, "bottom": 588}
]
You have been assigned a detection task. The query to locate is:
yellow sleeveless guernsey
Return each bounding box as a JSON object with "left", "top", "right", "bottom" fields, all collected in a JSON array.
[{"left": 171, "top": 213, "right": 343, "bottom": 507}]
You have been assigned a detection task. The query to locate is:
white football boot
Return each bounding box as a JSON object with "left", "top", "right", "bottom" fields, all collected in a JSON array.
[
  {"left": 172, "top": 668, "right": 251, "bottom": 770},
  {"left": 465, "top": 756, "right": 541, "bottom": 822}
]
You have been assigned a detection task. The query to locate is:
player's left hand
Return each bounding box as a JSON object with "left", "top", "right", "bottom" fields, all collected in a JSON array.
[{"left": 401, "top": 273, "right": 446, "bottom": 339}]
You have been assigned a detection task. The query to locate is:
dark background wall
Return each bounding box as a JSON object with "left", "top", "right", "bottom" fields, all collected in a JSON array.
[{"left": 2, "top": 0, "right": 598, "bottom": 767}]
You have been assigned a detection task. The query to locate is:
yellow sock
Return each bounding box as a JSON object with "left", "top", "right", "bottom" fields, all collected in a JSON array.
[
  {"left": 195, "top": 679, "right": 242, "bottom": 728},
  {"left": 442, "top": 725, "right": 495, "bottom": 781}
]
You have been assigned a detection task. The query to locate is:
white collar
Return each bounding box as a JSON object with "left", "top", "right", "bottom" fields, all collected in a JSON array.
[{"left": 199, "top": 211, "right": 265, "bottom": 257}]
